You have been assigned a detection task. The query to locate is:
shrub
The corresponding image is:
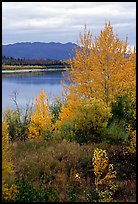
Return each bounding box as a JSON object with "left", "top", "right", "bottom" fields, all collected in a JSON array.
[
  {"left": 55, "top": 96, "right": 79, "bottom": 130},
  {"left": 102, "top": 94, "right": 136, "bottom": 145},
  {"left": 2, "top": 120, "right": 18, "bottom": 201},
  {"left": 50, "top": 97, "right": 63, "bottom": 124},
  {"left": 2, "top": 120, "right": 13, "bottom": 180},
  {"left": 73, "top": 99, "right": 112, "bottom": 143},
  {"left": 109, "top": 94, "right": 136, "bottom": 130},
  {"left": 15, "top": 179, "right": 60, "bottom": 202},
  {"left": 11, "top": 139, "right": 136, "bottom": 202},
  {"left": 59, "top": 120, "right": 76, "bottom": 141},
  {"left": 107, "top": 144, "right": 136, "bottom": 201},
  {"left": 102, "top": 120, "right": 129, "bottom": 145},
  {"left": 3, "top": 105, "right": 32, "bottom": 142},
  {"left": 2, "top": 183, "right": 18, "bottom": 202},
  {"left": 107, "top": 145, "right": 136, "bottom": 181},
  {"left": 123, "top": 125, "right": 136, "bottom": 155},
  {"left": 92, "top": 148, "right": 117, "bottom": 202},
  {"left": 11, "top": 139, "right": 99, "bottom": 202},
  {"left": 57, "top": 99, "right": 112, "bottom": 144}
]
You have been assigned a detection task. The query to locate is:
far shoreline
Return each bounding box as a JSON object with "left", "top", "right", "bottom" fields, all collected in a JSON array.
[
  {"left": 2, "top": 68, "right": 67, "bottom": 74},
  {"left": 2, "top": 64, "right": 70, "bottom": 74}
]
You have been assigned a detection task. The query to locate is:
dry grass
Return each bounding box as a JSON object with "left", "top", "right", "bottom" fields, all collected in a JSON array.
[
  {"left": 2, "top": 65, "right": 44, "bottom": 70},
  {"left": 9, "top": 139, "right": 136, "bottom": 202}
]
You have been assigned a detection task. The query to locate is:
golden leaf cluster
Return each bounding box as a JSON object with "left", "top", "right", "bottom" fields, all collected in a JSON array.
[
  {"left": 28, "top": 90, "right": 54, "bottom": 139},
  {"left": 65, "top": 22, "right": 136, "bottom": 107},
  {"left": 92, "top": 148, "right": 117, "bottom": 202}
]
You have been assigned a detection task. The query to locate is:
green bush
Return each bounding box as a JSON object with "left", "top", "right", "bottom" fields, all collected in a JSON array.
[
  {"left": 59, "top": 120, "right": 76, "bottom": 141},
  {"left": 102, "top": 120, "right": 129, "bottom": 145},
  {"left": 3, "top": 106, "right": 32, "bottom": 142},
  {"left": 60, "top": 100, "right": 112, "bottom": 144},
  {"left": 15, "top": 179, "right": 60, "bottom": 202},
  {"left": 102, "top": 94, "right": 136, "bottom": 145},
  {"left": 50, "top": 97, "right": 63, "bottom": 124},
  {"left": 110, "top": 94, "right": 136, "bottom": 130}
]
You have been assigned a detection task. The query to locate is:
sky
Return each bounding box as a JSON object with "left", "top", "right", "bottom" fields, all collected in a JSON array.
[{"left": 2, "top": 2, "right": 136, "bottom": 48}]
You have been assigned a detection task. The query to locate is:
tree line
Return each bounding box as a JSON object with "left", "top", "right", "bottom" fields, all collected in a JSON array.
[{"left": 2, "top": 56, "right": 69, "bottom": 67}]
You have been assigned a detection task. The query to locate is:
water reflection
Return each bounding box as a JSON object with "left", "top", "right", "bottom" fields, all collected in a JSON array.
[
  {"left": 3, "top": 71, "right": 68, "bottom": 85},
  {"left": 2, "top": 71, "right": 69, "bottom": 114}
]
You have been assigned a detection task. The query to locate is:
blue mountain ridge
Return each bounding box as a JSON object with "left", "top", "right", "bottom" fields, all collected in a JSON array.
[{"left": 2, "top": 42, "right": 77, "bottom": 60}]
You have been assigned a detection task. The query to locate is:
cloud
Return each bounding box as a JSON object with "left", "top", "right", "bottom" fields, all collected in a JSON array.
[{"left": 2, "top": 2, "right": 136, "bottom": 46}]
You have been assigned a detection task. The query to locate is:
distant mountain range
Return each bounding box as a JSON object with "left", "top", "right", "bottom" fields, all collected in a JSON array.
[{"left": 2, "top": 42, "right": 77, "bottom": 60}]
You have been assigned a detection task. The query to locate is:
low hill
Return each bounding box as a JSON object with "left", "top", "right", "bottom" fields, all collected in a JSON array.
[{"left": 2, "top": 42, "right": 77, "bottom": 60}]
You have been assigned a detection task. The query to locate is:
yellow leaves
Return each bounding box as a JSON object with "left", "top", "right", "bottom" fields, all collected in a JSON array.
[
  {"left": 55, "top": 96, "right": 79, "bottom": 130},
  {"left": 123, "top": 125, "right": 136, "bottom": 155},
  {"left": 75, "top": 173, "right": 81, "bottom": 180},
  {"left": 2, "top": 120, "right": 13, "bottom": 180},
  {"left": 2, "top": 120, "right": 18, "bottom": 201},
  {"left": 93, "top": 148, "right": 108, "bottom": 177},
  {"left": 34, "top": 90, "right": 49, "bottom": 117},
  {"left": 92, "top": 148, "right": 117, "bottom": 202},
  {"left": 2, "top": 183, "right": 18, "bottom": 202},
  {"left": 2, "top": 120, "right": 9, "bottom": 152},
  {"left": 55, "top": 95, "right": 112, "bottom": 143},
  {"left": 128, "top": 131, "right": 136, "bottom": 154},
  {"left": 28, "top": 90, "right": 54, "bottom": 139},
  {"left": 65, "top": 22, "right": 136, "bottom": 107}
]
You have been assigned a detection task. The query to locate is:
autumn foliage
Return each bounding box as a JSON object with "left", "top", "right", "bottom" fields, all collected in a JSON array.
[
  {"left": 2, "top": 21, "right": 136, "bottom": 202},
  {"left": 2, "top": 120, "right": 18, "bottom": 201},
  {"left": 28, "top": 90, "right": 54, "bottom": 139},
  {"left": 93, "top": 148, "right": 117, "bottom": 202},
  {"left": 65, "top": 22, "right": 136, "bottom": 107},
  {"left": 61, "top": 21, "right": 136, "bottom": 145},
  {"left": 55, "top": 97, "right": 112, "bottom": 143}
]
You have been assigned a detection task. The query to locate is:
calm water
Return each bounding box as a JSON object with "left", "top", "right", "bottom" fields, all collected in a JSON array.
[{"left": 2, "top": 70, "right": 69, "bottom": 114}]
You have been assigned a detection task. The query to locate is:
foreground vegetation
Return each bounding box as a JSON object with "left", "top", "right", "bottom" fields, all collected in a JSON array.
[{"left": 2, "top": 22, "right": 136, "bottom": 202}]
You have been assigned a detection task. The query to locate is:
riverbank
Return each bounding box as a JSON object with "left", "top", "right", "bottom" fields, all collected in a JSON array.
[
  {"left": 2, "top": 65, "right": 44, "bottom": 69},
  {"left": 2, "top": 64, "right": 70, "bottom": 73},
  {"left": 2, "top": 68, "right": 67, "bottom": 74}
]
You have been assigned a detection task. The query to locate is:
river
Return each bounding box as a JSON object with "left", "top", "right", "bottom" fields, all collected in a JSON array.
[{"left": 2, "top": 70, "right": 69, "bottom": 115}]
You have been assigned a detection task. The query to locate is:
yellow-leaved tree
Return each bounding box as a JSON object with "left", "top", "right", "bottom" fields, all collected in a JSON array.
[
  {"left": 55, "top": 92, "right": 79, "bottom": 130},
  {"left": 64, "top": 22, "right": 136, "bottom": 107},
  {"left": 28, "top": 90, "right": 54, "bottom": 139},
  {"left": 92, "top": 148, "right": 117, "bottom": 202}
]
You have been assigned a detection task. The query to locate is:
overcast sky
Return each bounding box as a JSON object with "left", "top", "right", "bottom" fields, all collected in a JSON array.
[{"left": 2, "top": 2, "right": 136, "bottom": 47}]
